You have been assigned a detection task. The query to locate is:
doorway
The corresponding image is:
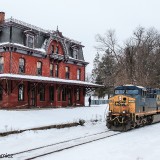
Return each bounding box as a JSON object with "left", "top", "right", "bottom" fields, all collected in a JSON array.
[{"left": 28, "top": 83, "right": 36, "bottom": 107}]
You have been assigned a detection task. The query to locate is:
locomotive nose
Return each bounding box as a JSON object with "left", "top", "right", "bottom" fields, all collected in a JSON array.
[{"left": 113, "top": 95, "right": 129, "bottom": 113}]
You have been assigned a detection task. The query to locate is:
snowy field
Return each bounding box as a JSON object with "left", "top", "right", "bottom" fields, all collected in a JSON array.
[
  {"left": 0, "top": 105, "right": 108, "bottom": 133},
  {"left": 0, "top": 104, "right": 160, "bottom": 160}
]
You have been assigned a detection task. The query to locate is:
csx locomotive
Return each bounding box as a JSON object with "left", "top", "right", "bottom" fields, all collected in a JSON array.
[{"left": 106, "top": 85, "right": 160, "bottom": 131}]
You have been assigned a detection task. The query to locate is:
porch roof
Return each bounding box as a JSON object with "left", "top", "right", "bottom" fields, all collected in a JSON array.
[{"left": 0, "top": 74, "right": 103, "bottom": 88}]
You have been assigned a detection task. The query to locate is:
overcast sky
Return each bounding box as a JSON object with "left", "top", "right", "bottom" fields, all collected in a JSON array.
[{"left": 1, "top": 0, "right": 160, "bottom": 73}]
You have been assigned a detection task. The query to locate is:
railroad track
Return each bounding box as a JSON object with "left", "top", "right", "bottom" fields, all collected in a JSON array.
[{"left": 11, "top": 130, "right": 121, "bottom": 160}]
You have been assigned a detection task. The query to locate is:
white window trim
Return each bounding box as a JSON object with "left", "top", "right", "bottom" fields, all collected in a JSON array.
[{"left": 26, "top": 34, "right": 35, "bottom": 48}]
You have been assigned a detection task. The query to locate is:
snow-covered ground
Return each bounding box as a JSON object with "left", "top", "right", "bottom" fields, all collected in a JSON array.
[
  {"left": 1, "top": 104, "right": 160, "bottom": 160},
  {"left": 0, "top": 105, "right": 108, "bottom": 132},
  {"left": 38, "top": 123, "right": 160, "bottom": 160},
  {"left": 0, "top": 122, "right": 107, "bottom": 154}
]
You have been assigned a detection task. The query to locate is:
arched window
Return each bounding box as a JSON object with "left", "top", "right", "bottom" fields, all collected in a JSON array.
[
  {"left": 19, "top": 58, "right": 25, "bottom": 73},
  {"left": 50, "top": 63, "right": 54, "bottom": 77},
  {"left": 0, "top": 57, "right": 4, "bottom": 73},
  {"left": 65, "top": 66, "right": 70, "bottom": 79},
  {"left": 51, "top": 45, "right": 54, "bottom": 53},
  {"left": 18, "top": 84, "right": 24, "bottom": 101},
  {"left": 55, "top": 64, "right": 59, "bottom": 77},
  {"left": 56, "top": 45, "right": 59, "bottom": 54},
  {"left": 37, "top": 61, "right": 42, "bottom": 75},
  {"left": 77, "top": 69, "right": 81, "bottom": 80},
  {"left": 39, "top": 84, "right": 45, "bottom": 101}
]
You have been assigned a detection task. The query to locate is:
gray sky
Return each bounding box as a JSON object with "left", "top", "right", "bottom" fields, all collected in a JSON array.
[{"left": 1, "top": 0, "right": 160, "bottom": 73}]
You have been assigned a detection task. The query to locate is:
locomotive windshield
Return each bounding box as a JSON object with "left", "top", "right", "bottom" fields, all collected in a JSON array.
[
  {"left": 115, "top": 90, "right": 125, "bottom": 94},
  {"left": 115, "top": 89, "right": 139, "bottom": 95}
]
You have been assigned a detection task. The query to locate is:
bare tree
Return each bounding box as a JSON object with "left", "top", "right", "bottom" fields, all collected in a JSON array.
[{"left": 93, "top": 26, "right": 160, "bottom": 93}]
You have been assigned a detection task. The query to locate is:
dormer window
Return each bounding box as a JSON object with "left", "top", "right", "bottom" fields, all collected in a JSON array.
[
  {"left": 72, "top": 49, "right": 78, "bottom": 59},
  {"left": 28, "top": 35, "right": 34, "bottom": 48},
  {"left": 27, "top": 35, "right": 34, "bottom": 48}
]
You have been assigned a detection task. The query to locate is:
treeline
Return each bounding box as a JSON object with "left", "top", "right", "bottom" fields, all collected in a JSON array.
[{"left": 92, "top": 26, "right": 160, "bottom": 97}]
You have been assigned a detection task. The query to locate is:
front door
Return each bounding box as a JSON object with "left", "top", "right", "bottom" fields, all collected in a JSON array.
[{"left": 29, "top": 83, "right": 36, "bottom": 107}]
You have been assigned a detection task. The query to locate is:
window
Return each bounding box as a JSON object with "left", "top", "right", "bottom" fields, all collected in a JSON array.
[
  {"left": 57, "top": 87, "right": 61, "bottom": 101},
  {"left": 73, "top": 50, "right": 78, "bottom": 59},
  {"left": 37, "top": 61, "right": 42, "bottom": 75},
  {"left": 55, "top": 64, "right": 59, "bottom": 77},
  {"left": 114, "top": 90, "right": 139, "bottom": 95},
  {"left": 115, "top": 90, "right": 125, "bottom": 95},
  {"left": 50, "top": 64, "right": 54, "bottom": 76},
  {"left": 0, "top": 57, "right": 4, "bottom": 73},
  {"left": 56, "top": 45, "right": 59, "bottom": 54},
  {"left": 51, "top": 45, "right": 54, "bottom": 53},
  {"left": 77, "top": 69, "right": 81, "bottom": 80},
  {"left": 39, "top": 84, "right": 45, "bottom": 101},
  {"left": 18, "top": 84, "right": 24, "bottom": 101},
  {"left": 76, "top": 89, "right": 80, "bottom": 101},
  {"left": 27, "top": 35, "right": 34, "bottom": 48},
  {"left": 62, "top": 88, "right": 67, "bottom": 101},
  {"left": 65, "top": 66, "right": 70, "bottom": 79},
  {"left": 49, "top": 86, "right": 54, "bottom": 101},
  {"left": 0, "top": 85, "right": 3, "bottom": 101},
  {"left": 19, "top": 58, "right": 25, "bottom": 73}
]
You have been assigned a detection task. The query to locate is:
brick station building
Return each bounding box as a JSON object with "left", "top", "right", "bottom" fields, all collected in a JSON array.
[{"left": 0, "top": 12, "right": 101, "bottom": 109}]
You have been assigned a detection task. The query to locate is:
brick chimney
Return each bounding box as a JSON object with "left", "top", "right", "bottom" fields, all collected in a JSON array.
[{"left": 0, "top": 12, "right": 5, "bottom": 23}]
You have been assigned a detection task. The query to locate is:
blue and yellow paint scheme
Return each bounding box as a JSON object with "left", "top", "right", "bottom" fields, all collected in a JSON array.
[{"left": 107, "top": 85, "right": 160, "bottom": 131}]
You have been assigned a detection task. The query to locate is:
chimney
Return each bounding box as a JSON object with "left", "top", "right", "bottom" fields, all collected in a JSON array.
[{"left": 0, "top": 12, "right": 5, "bottom": 24}]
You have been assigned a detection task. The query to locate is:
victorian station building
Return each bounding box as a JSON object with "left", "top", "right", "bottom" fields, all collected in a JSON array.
[{"left": 0, "top": 12, "right": 100, "bottom": 109}]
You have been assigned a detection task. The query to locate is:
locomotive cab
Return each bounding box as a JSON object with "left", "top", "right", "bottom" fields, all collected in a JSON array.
[{"left": 107, "top": 85, "right": 146, "bottom": 131}]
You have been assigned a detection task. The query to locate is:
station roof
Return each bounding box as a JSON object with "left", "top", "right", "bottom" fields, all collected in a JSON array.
[{"left": 0, "top": 74, "right": 103, "bottom": 88}]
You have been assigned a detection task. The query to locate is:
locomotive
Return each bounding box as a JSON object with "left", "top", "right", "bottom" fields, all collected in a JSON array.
[{"left": 106, "top": 85, "right": 160, "bottom": 131}]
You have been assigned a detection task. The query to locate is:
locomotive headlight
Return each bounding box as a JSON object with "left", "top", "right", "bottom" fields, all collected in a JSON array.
[
  {"left": 119, "top": 96, "right": 122, "bottom": 101},
  {"left": 122, "top": 111, "right": 126, "bottom": 114}
]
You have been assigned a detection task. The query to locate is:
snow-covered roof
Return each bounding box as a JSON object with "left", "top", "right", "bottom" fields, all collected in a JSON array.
[
  {"left": 0, "top": 74, "right": 102, "bottom": 87},
  {"left": 0, "top": 42, "right": 46, "bottom": 54}
]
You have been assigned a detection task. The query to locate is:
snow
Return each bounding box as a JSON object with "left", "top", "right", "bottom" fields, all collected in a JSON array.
[
  {"left": 0, "top": 105, "right": 107, "bottom": 133},
  {"left": 0, "top": 104, "right": 160, "bottom": 160},
  {"left": 38, "top": 123, "right": 160, "bottom": 160},
  {"left": 0, "top": 122, "right": 107, "bottom": 154},
  {"left": 0, "top": 42, "right": 46, "bottom": 54},
  {"left": 0, "top": 73, "right": 102, "bottom": 87}
]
